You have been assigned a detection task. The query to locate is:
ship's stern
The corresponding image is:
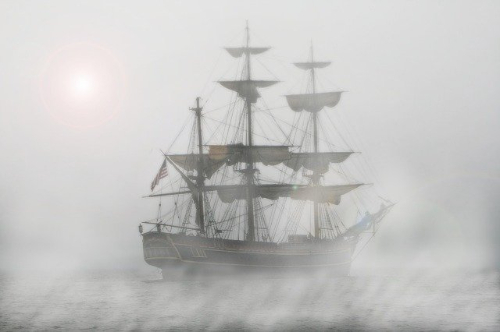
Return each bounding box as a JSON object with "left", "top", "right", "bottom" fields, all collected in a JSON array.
[{"left": 141, "top": 232, "right": 180, "bottom": 270}]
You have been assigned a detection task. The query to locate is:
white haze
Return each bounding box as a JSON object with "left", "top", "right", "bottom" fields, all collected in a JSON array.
[
  {"left": 0, "top": 0, "right": 499, "bottom": 275},
  {"left": 1, "top": 270, "right": 499, "bottom": 331}
]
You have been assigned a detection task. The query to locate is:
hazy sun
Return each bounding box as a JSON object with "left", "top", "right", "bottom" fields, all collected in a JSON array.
[
  {"left": 40, "top": 42, "right": 125, "bottom": 127},
  {"left": 73, "top": 75, "right": 93, "bottom": 97}
]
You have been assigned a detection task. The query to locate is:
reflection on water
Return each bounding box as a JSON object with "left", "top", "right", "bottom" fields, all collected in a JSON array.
[{"left": 0, "top": 269, "right": 499, "bottom": 331}]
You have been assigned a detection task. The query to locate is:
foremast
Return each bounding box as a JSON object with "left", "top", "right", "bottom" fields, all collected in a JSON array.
[
  {"left": 285, "top": 43, "right": 346, "bottom": 239},
  {"left": 310, "top": 43, "right": 321, "bottom": 239}
]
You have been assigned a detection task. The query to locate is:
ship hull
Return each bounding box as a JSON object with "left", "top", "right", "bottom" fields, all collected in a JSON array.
[{"left": 142, "top": 232, "right": 356, "bottom": 279}]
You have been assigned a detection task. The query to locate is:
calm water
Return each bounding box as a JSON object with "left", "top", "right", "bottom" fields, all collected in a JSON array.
[{"left": 0, "top": 269, "right": 499, "bottom": 331}]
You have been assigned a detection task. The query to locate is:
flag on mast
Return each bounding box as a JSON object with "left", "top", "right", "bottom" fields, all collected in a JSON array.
[{"left": 150, "top": 159, "right": 168, "bottom": 191}]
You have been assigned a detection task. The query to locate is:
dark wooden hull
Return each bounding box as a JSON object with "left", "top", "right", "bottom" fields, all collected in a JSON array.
[{"left": 142, "top": 232, "right": 357, "bottom": 279}]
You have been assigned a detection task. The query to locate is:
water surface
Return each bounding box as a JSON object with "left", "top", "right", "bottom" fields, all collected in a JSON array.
[{"left": 1, "top": 269, "right": 498, "bottom": 331}]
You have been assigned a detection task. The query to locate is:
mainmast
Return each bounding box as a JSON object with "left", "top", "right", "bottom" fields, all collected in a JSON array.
[
  {"left": 217, "top": 22, "right": 280, "bottom": 241},
  {"left": 190, "top": 97, "right": 205, "bottom": 234},
  {"left": 244, "top": 21, "right": 256, "bottom": 241}
]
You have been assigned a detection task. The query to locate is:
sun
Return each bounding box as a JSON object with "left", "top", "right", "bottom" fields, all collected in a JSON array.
[
  {"left": 73, "top": 75, "right": 93, "bottom": 97},
  {"left": 40, "top": 42, "right": 125, "bottom": 128}
]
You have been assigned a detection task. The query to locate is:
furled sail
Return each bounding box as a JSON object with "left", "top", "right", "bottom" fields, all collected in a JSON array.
[
  {"left": 209, "top": 183, "right": 362, "bottom": 204},
  {"left": 225, "top": 47, "right": 270, "bottom": 58},
  {"left": 285, "top": 152, "right": 354, "bottom": 174},
  {"left": 168, "top": 146, "right": 290, "bottom": 179},
  {"left": 219, "top": 80, "right": 279, "bottom": 103},
  {"left": 285, "top": 91, "right": 343, "bottom": 112},
  {"left": 208, "top": 144, "right": 289, "bottom": 166},
  {"left": 293, "top": 61, "right": 331, "bottom": 70},
  {"left": 286, "top": 184, "right": 361, "bottom": 204},
  {"left": 208, "top": 145, "right": 353, "bottom": 173},
  {"left": 168, "top": 154, "right": 226, "bottom": 178}
]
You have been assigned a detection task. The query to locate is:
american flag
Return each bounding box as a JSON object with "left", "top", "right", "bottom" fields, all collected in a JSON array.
[{"left": 150, "top": 159, "right": 168, "bottom": 191}]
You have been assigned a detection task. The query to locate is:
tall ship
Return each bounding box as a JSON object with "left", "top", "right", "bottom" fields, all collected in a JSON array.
[{"left": 139, "top": 23, "right": 394, "bottom": 278}]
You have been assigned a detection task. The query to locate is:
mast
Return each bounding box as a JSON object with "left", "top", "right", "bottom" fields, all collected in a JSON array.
[
  {"left": 190, "top": 97, "right": 205, "bottom": 234},
  {"left": 284, "top": 43, "right": 356, "bottom": 239},
  {"left": 217, "top": 23, "right": 278, "bottom": 240},
  {"left": 311, "top": 42, "right": 320, "bottom": 239},
  {"left": 244, "top": 21, "right": 256, "bottom": 242}
]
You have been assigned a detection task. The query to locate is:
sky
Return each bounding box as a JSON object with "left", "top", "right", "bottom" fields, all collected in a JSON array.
[{"left": 0, "top": 0, "right": 499, "bottom": 272}]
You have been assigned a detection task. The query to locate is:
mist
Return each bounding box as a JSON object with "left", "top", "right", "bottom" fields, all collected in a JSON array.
[
  {"left": 1, "top": 0, "right": 499, "bottom": 273},
  {"left": 1, "top": 1, "right": 500, "bottom": 331}
]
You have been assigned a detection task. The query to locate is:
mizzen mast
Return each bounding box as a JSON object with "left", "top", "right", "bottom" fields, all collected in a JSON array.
[{"left": 190, "top": 97, "right": 206, "bottom": 234}]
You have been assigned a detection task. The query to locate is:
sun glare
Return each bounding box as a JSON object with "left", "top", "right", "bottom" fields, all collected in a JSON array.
[
  {"left": 73, "top": 75, "right": 93, "bottom": 97},
  {"left": 40, "top": 42, "right": 125, "bottom": 128}
]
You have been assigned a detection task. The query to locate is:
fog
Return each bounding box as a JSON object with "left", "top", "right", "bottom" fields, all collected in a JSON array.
[
  {"left": 1, "top": 0, "right": 499, "bottom": 274},
  {"left": 0, "top": 270, "right": 498, "bottom": 330}
]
